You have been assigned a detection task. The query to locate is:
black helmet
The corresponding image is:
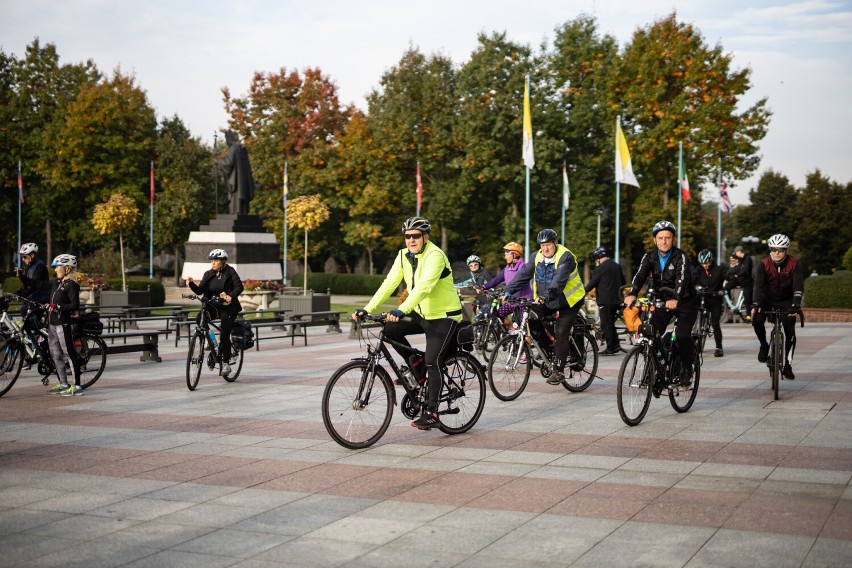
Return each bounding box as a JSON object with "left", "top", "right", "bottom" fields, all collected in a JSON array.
[
  {"left": 698, "top": 249, "right": 713, "bottom": 264},
  {"left": 651, "top": 220, "right": 676, "bottom": 236},
  {"left": 591, "top": 247, "right": 608, "bottom": 260},
  {"left": 401, "top": 217, "right": 431, "bottom": 234},
  {"left": 536, "top": 229, "right": 558, "bottom": 244}
]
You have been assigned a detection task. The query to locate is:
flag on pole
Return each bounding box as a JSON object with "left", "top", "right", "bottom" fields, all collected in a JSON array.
[
  {"left": 615, "top": 121, "right": 639, "bottom": 187},
  {"left": 679, "top": 160, "right": 691, "bottom": 203},
  {"left": 562, "top": 161, "right": 570, "bottom": 210},
  {"left": 416, "top": 161, "right": 423, "bottom": 214},
  {"left": 522, "top": 81, "right": 535, "bottom": 169},
  {"left": 17, "top": 162, "right": 24, "bottom": 203},
  {"left": 719, "top": 172, "right": 732, "bottom": 213},
  {"left": 149, "top": 161, "right": 155, "bottom": 205},
  {"left": 283, "top": 163, "right": 289, "bottom": 208}
]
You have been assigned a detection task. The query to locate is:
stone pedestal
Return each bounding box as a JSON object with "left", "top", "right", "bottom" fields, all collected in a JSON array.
[{"left": 181, "top": 214, "right": 282, "bottom": 282}]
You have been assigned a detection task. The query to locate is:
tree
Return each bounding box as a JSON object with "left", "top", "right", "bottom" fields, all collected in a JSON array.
[
  {"left": 796, "top": 171, "right": 852, "bottom": 273},
  {"left": 92, "top": 193, "right": 139, "bottom": 291},
  {"left": 287, "top": 194, "right": 330, "bottom": 294},
  {"left": 734, "top": 170, "right": 798, "bottom": 245}
]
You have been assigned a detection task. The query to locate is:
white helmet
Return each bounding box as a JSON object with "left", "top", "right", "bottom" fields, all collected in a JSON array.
[
  {"left": 19, "top": 243, "right": 38, "bottom": 255},
  {"left": 207, "top": 248, "right": 229, "bottom": 260},
  {"left": 767, "top": 234, "right": 790, "bottom": 249},
  {"left": 51, "top": 254, "right": 77, "bottom": 268}
]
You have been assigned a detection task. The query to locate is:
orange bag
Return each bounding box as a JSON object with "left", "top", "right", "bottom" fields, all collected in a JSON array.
[{"left": 622, "top": 306, "right": 641, "bottom": 333}]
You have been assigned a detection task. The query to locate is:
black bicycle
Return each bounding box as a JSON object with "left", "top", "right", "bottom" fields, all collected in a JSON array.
[
  {"left": 763, "top": 307, "right": 804, "bottom": 401},
  {"left": 322, "top": 314, "right": 486, "bottom": 449},
  {"left": 183, "top": 294, "right": 245, "bottom": 391},
  {"left": 616, "top": 288, "right": 701, "bottom": 426},
  {"left": 693, "top": 286, "right": 723, "bottom": 356},
  {"left": 471, "top": 288, "right": 508, "bottom": 358}
]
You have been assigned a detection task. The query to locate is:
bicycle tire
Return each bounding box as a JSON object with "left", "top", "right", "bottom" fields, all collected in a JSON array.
[
  {"left": 0, "top": 336, "right": 23, "bottom": 397},
  {"left": 437, "top": 351, "right": 486, "bottom": 434},
  {"left": 617, "top": 344, "right": 654, "bottom": 426},
  {"left": 186, "top": 334, "right": 205, "bottom": 391},
  {"left": 473, "top": 321, "right": 501, "bottom": 358},
  {"left": 322, "top": 360, "right": 394, "bottom": 449},
  {"left": 487, "top": 334, "right": 531, "bottom": 401},
  {"left": 669, "top": 358, "right": 700, "bottom": 412},
  {"left": 77, "top": 333, "right": 107, "bottom": 390},
  {"left": 562, "top": 330, "right": 598, "bottom": 393},
  {"left": 698, "top": 311, "right": 709, "bottom": 353},
  {"left": 223, "top": 347, "right": 244, "bottom": 382},
  {"left": 771, "top": 330, "right": 783, "bottom": 400}
]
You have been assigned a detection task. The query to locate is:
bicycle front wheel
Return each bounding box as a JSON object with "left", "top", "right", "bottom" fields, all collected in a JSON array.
[
  {"left": 562, "top": 330, "right": 598, "bottom": 393},
  {"left": 617, "top": 344, "right": 654, "bottom": 426},
  {"left": 186, "top": 334, "right": 205, "bottom": 391},
  {"left": 223, "top": 347, "right": 244, "bottom": 382},
  {"left": 76, "top": 334, "right": 107, "bottom": 390},
  {"left": 322, "top": 361, "right": 394, "bottom": 449},
  {"left": 487, "top": 334, "right": 531, "bottom": 401},
  {"left": 0, "top": 336, "right": 23, "bottom": 397},
  {"left": 770, "top": 330, "right": 783, "bottom": 400},
  {"left": 438, "top": 352, "right": 486, "bottom": 434}
]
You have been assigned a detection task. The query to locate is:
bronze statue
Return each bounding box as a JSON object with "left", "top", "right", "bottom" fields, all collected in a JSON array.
[{"left": 218, "top": 130, "right": 255, "bottom": 216}]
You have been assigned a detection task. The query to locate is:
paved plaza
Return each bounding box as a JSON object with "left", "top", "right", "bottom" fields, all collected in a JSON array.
[{"left": 1, "top": 317, "right": 851, "bottom": 567}]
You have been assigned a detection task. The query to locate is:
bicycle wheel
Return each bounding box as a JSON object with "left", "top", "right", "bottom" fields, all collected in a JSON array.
[
  {"left": 669, "top": 358, "right": 700, "bottom": 412},
  {"left": 770, "top": 330, "right": 783, "bottom": 400},
  {"left": 0, "top": 336, "right": 23, "bottom": 397},
  {"left": 76, "top": 334, "right": 106, "bottom": 390},
  {"left": 223, "top": 347, "right": 244, "bottom": 382},
  {"left": 487, "top": 334, "right": 531, "bottom": 401},
  {"left": 473, "top": 321, "right": 501, "bottom": 358},
  {"left": 698, "top": 312, "right": 709, "bottom": 353},
  {"left": 186, "top": 334, "right": 205, "bottom": 391},
  {"left": 438, "top": 352, "right": 486, "bottom": 434},
  {"left": 322, "top": 361, "right": 394, "bottom": 449},
  {"left": 562, "top": 330, "right": 598, "bottom": 393},
  {"left": 617, "top": 344, "right": 654, "bottom": 426}
]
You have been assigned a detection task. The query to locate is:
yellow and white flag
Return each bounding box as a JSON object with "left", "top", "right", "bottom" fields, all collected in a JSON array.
[
  {"left": 615, "top": 121, "right": 639, "bottom": 187},
  {"left": 522, "top": 81, "right": 535, "bottom": 169}
]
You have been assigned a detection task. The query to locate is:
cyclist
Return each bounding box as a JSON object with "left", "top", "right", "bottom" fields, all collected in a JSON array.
[
  {"left": 354, "top": 217, "right": 463, "bottom": 430},
  {"left": 45, "top": 254, "right": 82, "bottom": 396},
  {"left": 693, "top": 249, "right": 726, "bottom": 357},
  {"left": 15, "top": 243, "right": 51, "bottom": 304},
  {"left": 505, "top": 228, "right": 586, "bottom": 385},
  {"left": 725, "top": 245, "right": 754, "bottom": 322},
  {"left": 751, "top": 234, "right": 803, "bottom": 380},
  {"left": 624, "top": 221, "right": 697, "bottom": 385},
  {"left": 455, "top": 254, "right": 493, "bottom": 315},
  {"left": 186, "top": 249, "right": 243, "bottom": 378},
  {"left": 477, "top": 241, "right": 533, "bottom": 324},
  {"left": 585, "top": 247, "right": 626, "bottom": 356}
]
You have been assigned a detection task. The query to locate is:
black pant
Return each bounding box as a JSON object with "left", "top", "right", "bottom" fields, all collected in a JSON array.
[
  {"left": 651, "top": 303, "right": 698, "bottom": 370},
  {"left": 706, "top": 298, "right": 724, "bottom": 349},
  {"left": 598, "top": 304, "right": 620, "bottom": 352},
  {"left": 752, "top": 303, "right": 796, "bottom": 365},
  {"left": 198, "top": 307, "right": 236, "bottom": 361},
  {"left": 384, "top": 313, "right": 457, "bottom": 412},
  {"left": 530, "top": 302, "right": 582, "bottom": 371}
]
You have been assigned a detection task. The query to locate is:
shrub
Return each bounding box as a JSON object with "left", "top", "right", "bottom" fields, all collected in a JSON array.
[
  {"left": 291, "top": 273, "right": 390, "bottom": 295},
  {"left": 804, "top": 271, "right": 852, "bottom": 309},
  {"left": 843, "top": 245, "right": 852, "bottom": 272},
  {"left": 105, "top": 277, "right": 166, "bottom": 306},
  {"left": 2, "top": 276, "right": 22, "bottom": 293}
]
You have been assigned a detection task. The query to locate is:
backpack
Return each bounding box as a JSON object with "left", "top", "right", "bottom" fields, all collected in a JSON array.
[{"left": 231, "top": 319, "right": 255, "bottom": 350}]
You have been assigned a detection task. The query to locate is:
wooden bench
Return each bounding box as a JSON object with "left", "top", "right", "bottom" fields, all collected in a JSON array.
[
  {"left": 251, "top": 320, "right": 308, "bottom": 348},
  {"left": 118, "top": 315, "right": 177, "bottom": 332},
  {"left": 99, "top": 330, "right": 171, "bottom": 362},
  {"left": 173, "top": 310, "right": 291, "bottom": 347},
  {"left": 290, "top": 311, "right": 345, "bottom": 333}
]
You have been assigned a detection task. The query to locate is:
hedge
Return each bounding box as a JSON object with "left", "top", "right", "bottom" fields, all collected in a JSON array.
[
  {"left": 105, "top": 278, "right": 166, "bottom": 306},
  {"left": 2, "top": 276, "right": 22, "bottom": 294},
  {"left": 804, "top": 270, "right": 852, "bottom": 309},
  {"left": 291, "top": 273, "right": 390, "bottom": 295}
]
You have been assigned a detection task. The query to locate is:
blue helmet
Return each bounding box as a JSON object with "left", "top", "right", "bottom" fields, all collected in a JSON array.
[{"left": 652, "top": 220, "right": 676, "bottom": 236}]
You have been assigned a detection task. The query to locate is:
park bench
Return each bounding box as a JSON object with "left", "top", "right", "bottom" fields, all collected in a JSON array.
[
  {"left": 252, "top": 311, "right": 345, "bottom": 349},
  {"left": 99, "top": 330, "right": 171, "bottom": 362}
]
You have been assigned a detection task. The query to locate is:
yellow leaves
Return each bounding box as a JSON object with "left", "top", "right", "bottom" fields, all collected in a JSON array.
[
  {"left": 287, "top": 194, "right": 330, "bottom": 231},
  {"left": 92, "top": 193, "right": 139, "bottom": 235}
]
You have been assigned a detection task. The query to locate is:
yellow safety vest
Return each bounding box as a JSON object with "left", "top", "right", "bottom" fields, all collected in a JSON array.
[{"left": 532, "top": 245, "right": 586, "bottom": 308}]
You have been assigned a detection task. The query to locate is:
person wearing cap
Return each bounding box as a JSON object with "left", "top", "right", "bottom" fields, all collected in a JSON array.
[
  {"left": 693, "top": 249, "right": 726, "bottom": 357},
  {"left": 585, "top": 247, "right": 626, "bottom": 355},
  {"left": 725, "top": 245, "right": 754, "bottom": 321},
  {"left": 45, "top": 254, "right": 83, "bottom": 396},
  {"left": 477, "top": 241, "right": 533, "bottom": 324},
  {"left": 15, "top": 243, "right": 51, "bottom": 304}
]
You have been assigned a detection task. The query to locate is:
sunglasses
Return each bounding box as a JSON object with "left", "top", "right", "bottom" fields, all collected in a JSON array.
[
  {"left": 769, "top": 247, "right": 786, "bottom": 253},
  {"left": 404, "top": 233, "right": 423, "bottom": 240}
]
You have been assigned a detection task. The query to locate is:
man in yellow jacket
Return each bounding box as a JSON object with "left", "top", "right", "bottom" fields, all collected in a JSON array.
[{"left": 354, "top": 217, "right": 463, "bottom": 430}]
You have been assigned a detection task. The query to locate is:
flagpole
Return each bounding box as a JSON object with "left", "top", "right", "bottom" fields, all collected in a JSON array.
[
  {"left": 524, "top": 75, "right": 531, "bottom": 262},
  {"left": 17, "top": 160, "right": 22, "bottom": 263},
  {"left": 283, "top": 162, "right": 289, "bottom": 287},
  {"left": 677, "top": 142, "right": 683, "bottom": 248},
  {"left": 560, "top": 161, "right": 566, "bottom": 246},
  {"left": 149, "top": 161, "right": 154, "bottom": 279},
  {"left": 717, "top": 164, "right": 722, "bottom": 262},
  {"left": 614, "top": 116, "right": 622, "bottom": 265},
  {"left": 416, "top": 161, "right": 421, "bottom": 217}
]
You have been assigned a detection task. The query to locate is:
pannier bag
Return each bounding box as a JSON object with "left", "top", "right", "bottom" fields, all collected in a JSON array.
[
  {"left": 73, "top": 312, "right": 103, "bottom": 335},
  {"left": 454, "top": 320, "right": 475, "bottom": 351},
  {"left": 231, "top": 319, "right": 255, "bottom": 350},
  {"left": 622, "top": 306, "right": 641, "bottom": 333}
]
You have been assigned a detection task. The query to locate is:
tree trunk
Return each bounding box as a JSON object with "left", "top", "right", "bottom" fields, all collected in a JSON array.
[
  {"left": 366, "top": 246, "right": 374, "bottom": 275},
  {"left": 45, "top": 219, "right": 52, "bottom": 264},
  {"left": 119, "top": 231, "right": 127, "bottom": 292},
  {"left": 441, "top": 224, "right": 448, "bottom": 251},
  {"left": 303, "top": 228, "right": 308, "bottom": 296},
  {"left": 174, "top": 244, "right": 181, "bottom": 286}
]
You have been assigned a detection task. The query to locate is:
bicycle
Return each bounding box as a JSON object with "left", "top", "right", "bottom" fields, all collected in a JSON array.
[
  {"left": 487, "top": 298, "right": 599, "bottom": 401},
  {"left": 322, "top": 314, "right": 486, "bottom": 449},
  {"left": 693, "top": 287, "right": 723, "bottom": 356},
  {"left": 471, "top": 288, "right": 508, "bottom": 358},
  {"left": 722, "top": 288, "right": 747, "bottom": 323},
  {"left": 762, "top": 307, "right": 804, "bottom": 401},
  {"left": 182, "top": 294, "right": 245, "bottom": 391},
  {"left": 616, "top": 288, "right": 701, "bottom": 426},
  {"left": 0, "top": 293, "right": 107, "bottom": 397}
]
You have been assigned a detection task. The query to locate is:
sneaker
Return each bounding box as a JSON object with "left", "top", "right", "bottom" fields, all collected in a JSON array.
[
  {"left": 546, "top": 371, "right": 564, "bottom": 385},
  {"left": 678, "top": 366, "right": 693, "bottom": 386},
  {"left": 48, "top": 383, "right": 69, "bottom": 394},
  {"left": 714, "top": 348, "right": 724, "bottom": 358},
  {"left": 411, "top": 411, "right": 440, "bottom": 430},
  {"left": 60, "top": 385, "right": 83, "bottom": 397},
  {"left": 220, "top": 363, "right": 232, "bottom": 377},
  {"left": 757, "top": 345, "right": 768, "bottom": 363},
  {"left": 782, "top": 364, "right": 795, "bottom": 380},
  {"left": 518, "top": 352, "right": 528, "bottom": 364}
]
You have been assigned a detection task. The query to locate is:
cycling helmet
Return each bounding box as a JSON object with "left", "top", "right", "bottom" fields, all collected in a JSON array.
[
  {"left": 536, "top": 228, "right": 558, "bottom": 244},
  {"left": 401, "top": 217, "right": 431, "bottom": 234},
  {"left": 591, "top": 247, "right": 608, "bottom": 260},
  {"left": 207, "top": 248, "right": 229, "bottom": 260},
  {"left": 652, "top": 220, "right": 676, "bottom": 236},
  {"left": 767, "top": 234, "right": 790, "bottom": 249},
  {"left": 19, "top": 243, "right": 38, "bottom": 256},
  {"left": 51, "top": 254, "right": 77, "bottom": 268},
  {"left": 503, "top": 242, "right": 523, "bottom": 257},
  {"left": 466, "top": 255, "right": 481, "bottom": 265},
  {"left": 698, "top": 249, "right": 713, "bottom": 264}
]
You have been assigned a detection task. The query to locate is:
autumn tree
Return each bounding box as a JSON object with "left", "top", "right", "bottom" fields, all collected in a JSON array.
[
  {"left": 287, "top": 194, "right": 330, "bottom": 294},
  {"left": 92, "top": 193, "right": 140, "bottom": 291}
]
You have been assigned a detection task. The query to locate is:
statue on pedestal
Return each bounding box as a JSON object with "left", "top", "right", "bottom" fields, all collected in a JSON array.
[{"left": 218, "top": 130, "right": 255, "bottom": 216}]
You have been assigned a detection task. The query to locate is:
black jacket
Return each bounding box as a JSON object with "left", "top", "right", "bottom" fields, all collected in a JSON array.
[
  {"left": 189, "top": 264, "right": 244, "bottom": 315},
  {"left": 48, "top": 279, "right": 80, "bottom": 325},
  {"left": 19, "top": 258, "right": 51, "bottom": 303},
  {"left": 629, "top": 247, "right": 694, "bottom": 303},
  {"left": 586, "top": 258, "right": 625, "bottom": 305},
  {"left": 725, "top": 255, "right": 754, "bottom": 290},
  {"left": 692, "top": 263, "right": 725, "bottom": 302}
]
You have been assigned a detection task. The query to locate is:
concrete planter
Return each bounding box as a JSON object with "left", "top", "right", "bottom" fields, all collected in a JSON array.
[
  {"left": 240, "top": 290, "right": 277, "bottom": 311},
  {"left": 277, "top": 292, "right": 331, "bottom": 315},
  {"left": 100, "top": 289, "right": 152, "bottom": 311}
]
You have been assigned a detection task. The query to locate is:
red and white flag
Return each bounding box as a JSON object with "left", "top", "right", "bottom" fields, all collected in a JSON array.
[
  {"left": 718, "top": 172, "right": 732, "bottom": 213},
  {"left": 17, "top": 161, "right": 23, "bottom": 203}
]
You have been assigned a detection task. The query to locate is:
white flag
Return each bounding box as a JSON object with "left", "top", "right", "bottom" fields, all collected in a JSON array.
[
  {"left": 522, "top": 81, "right": 534, "bottom": 169},
  {"left": 615, "top": 121, "right": 639, "bottom": 187}
]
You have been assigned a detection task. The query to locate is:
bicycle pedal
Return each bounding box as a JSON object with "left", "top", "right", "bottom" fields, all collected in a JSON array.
[{"left": 441, "top": 407, "right": 460, "bottom": 415}]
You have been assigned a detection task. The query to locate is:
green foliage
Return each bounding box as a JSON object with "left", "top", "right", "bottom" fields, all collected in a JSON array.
[
  {"left": 795, "top": 171, "right": 852, "bottom": 274},
  {"left": 843, "top": 246, "right": 852, "bottom": 272},
  {"left": 2, "top": 277, "right": 22, "bottom": 293},
  {"left": 804, "top": 272, "right": 852, "bottom": 309},
  {"left": 83, "top": 246, "right": 135, "bottom": 279},
  {"left": 104, "top": 277, "right": 166, "bottom": 306},
  {"left": 291, "top": 273, "right": 388, "bottom": 295}
]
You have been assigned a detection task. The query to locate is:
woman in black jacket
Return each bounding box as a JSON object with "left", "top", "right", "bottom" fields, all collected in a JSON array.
[
  {"left": 46, "top": 254, "right": 82, "bottom": 396},
  {"left": 693, "top": 249, "right": 726, "bottom": 357},
  {"left": 186, "top": 249, "right": 243, "bottom": 377}
]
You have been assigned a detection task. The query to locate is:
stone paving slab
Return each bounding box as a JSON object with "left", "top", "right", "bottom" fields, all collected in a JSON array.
[{"left": 0, "top": 322, "right": 851, "bottom": 566}]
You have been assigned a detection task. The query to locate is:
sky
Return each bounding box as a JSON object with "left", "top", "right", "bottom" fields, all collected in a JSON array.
[{"left": 5, "top": 0, "right": 852, "bottom": 206}]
